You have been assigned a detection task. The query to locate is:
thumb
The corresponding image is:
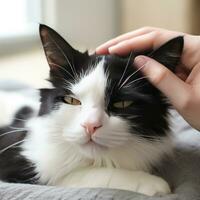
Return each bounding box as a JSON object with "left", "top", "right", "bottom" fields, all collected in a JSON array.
[{"left": 134, "top": 55, "right": 190, "bottom": 110}]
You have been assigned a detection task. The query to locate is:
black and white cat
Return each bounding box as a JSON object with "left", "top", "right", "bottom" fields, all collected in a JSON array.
[{"left": 0, "top": 25, "right": 200, "bottom": 198}]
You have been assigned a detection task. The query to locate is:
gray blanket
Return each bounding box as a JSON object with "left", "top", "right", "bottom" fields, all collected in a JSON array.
[{"left": 0, "top": 182, "right": 180, "bottom": 200}]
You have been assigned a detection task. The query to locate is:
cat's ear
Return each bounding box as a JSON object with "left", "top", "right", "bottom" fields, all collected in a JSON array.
[
  {"left": 39, "top": 24, "right": 88, "bottom": 72},
  {"left": 149, "top": 36, "right": 184, "bottom": 72}
]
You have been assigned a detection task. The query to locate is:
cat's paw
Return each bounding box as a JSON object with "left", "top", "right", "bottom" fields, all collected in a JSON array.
[
  {"left": 108, "top": 170, "right": 171, "bottom": 196},
  {"left": 133, "top": 171, "right": 171, "bottom": 196}
]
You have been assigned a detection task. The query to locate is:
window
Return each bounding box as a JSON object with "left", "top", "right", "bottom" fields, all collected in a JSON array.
[
  {"left": 0, "top": 0, "right": 41, "bottom": 54},
  {"left": 0, "top": 0, "right": 41, "bottom": 38}
]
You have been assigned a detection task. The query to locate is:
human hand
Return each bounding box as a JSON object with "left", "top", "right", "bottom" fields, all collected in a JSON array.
[{"left": 96, "top": 27, "right": 200, "bottom": 130}]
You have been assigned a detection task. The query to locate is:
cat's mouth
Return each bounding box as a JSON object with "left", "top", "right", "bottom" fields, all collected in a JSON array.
[
  {"left": 82, "top": 138, "right": 107, "bottom": 150},
  {"left": 78, "top": 138, "right": 108, "bottom": 158}
]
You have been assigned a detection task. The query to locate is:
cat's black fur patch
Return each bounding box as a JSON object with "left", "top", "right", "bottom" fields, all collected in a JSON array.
[
  {"left": 0, "top": 107, "right": 38, "bottom": 183},
  {"left": 97, "top": 54, "right": 168, "bottom": 137}
]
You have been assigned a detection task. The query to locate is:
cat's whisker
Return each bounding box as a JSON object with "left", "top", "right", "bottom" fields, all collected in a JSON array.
[
  {"left": 118, "top": 51, "right": 133, "bottom": 87},
  {"left": 123, "top": 76, "right": 149, "bottom": 88},
  {"left": 0, "top": 129, "right": 26, "bottom": 137},
  {"left": 0, "top": 139, "right": 27, "bottom": 154},
  {"left": 119, "top": 63, "right": 147, "bottom": 89},
  {"left": 132, "top": 62, "right": 147, "bottom": 76},
  {"left": 13, "top": 117, "right": 27, "bottom": 122},
  {"left": 9, "top": 126, "right": 27, "bottom": 131},
  {"left": 70, "top": 56, "right": 79, "bottom": 80}
]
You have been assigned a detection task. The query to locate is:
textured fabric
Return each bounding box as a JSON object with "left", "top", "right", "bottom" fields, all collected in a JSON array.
[{"left": 0, "top": 182, "right": 180, "bottom": 200}]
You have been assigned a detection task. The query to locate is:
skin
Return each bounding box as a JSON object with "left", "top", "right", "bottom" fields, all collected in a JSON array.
[{"left": 96, "top": 27, "right": 200, "bottom": 131}]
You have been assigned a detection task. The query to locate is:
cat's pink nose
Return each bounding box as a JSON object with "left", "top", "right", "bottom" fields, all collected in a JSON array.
[{"left": 82, "top": 122, "right": 102, "bottom": 135}]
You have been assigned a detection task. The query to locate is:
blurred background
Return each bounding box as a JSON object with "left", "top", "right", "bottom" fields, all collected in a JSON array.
[{"left": 0, "top": 0, "right": 200, "bottom": 88}]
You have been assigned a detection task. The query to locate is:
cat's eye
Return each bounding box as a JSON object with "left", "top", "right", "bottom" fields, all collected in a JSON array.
[
  {"left": 113, "top": 101, "right": 133, "bottom": 108},
  {"left": 63, "top": 96, "right": 81, "bottom": 105}
]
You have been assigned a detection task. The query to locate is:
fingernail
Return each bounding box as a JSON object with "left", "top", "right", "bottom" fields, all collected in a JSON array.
[
  {"left": 134, "top": 56, "right": 148, "bottom": 68},
  {"left": 108, "top": 46, "right": 116, "bottom": 53},
  {"left": 109, "top": 45, "right": 125, "bottom": 54},
  {"left": 96, "top": 43, "right": 112, "bottom": 54},
  {"left": 96, "top": 46, "right": 103, "bottom": 52}
]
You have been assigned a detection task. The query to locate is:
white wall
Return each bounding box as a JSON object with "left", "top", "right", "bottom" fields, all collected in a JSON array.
[
  {"left": 120, "top": 0, "right": 197, "bottom": 34},
  {"left": 39, "top": 0, "right": 200, "bottom": 49},
  {"left": 41, "top": 0, "right": 120, "bottom": 50}
]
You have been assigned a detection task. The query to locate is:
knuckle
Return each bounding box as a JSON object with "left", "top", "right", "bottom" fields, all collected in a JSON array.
[
  {"left": 150, "top": 67, "right": 169, "bottom": 85},
  {"left": 151, "top": 31, "right": 163, "bottom": 48},
  {"left": 119, "top": 40, "right": 130, "bottom": 46}
]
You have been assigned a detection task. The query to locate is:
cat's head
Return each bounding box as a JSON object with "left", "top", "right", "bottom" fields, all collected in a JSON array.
[{"left": 39, "top": 24, "right": 183, "bottom": 162}]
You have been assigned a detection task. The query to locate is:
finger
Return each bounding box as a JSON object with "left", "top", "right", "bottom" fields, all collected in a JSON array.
[
  {"left": 96, "top": 27, "right": 156, "bottom": 54},
  {"left": 108, "top": 31, "right": 156, "bottom": 55},
  {"left": 108, "top": 31, "right": 182, "bottom": 55},
  {"left": 134, "top": 56, "right": 191, "bottom": 111}
]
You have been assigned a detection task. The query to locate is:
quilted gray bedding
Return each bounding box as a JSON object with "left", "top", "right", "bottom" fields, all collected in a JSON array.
[
  {"left": 0, "top": 81, "right": 199, "bottom": 200},
  {"left": 0, "top": 182, "right": 181, "bottom": 200},
  {"left": 1, "top": 181, "right": 200, "bottom": 200}
]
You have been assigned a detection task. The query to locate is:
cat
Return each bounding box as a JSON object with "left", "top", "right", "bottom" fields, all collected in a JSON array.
[{"left": 0, "top": 25, "right": 200, "bottom": 199}]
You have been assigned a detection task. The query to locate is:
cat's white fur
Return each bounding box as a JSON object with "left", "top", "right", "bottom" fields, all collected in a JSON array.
[{"left": 19, "top": 60, "right": 172, "bottom": 196}]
